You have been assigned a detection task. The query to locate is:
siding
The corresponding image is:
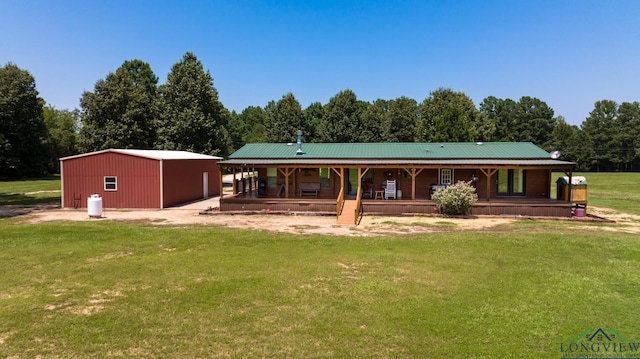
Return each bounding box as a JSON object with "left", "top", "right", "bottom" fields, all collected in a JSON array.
[
  {"left": 162, "top": 159, "right": 220, "bottom": 207},
  {"left": 62, "top": 152, "right": 160, "bottom": 208}
]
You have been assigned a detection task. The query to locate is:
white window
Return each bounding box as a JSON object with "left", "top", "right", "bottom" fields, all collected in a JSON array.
[
  {"left": 104, "top": 176, "right": 117, "bottom": 191},
  {"left": 440, "top": 169, "right": 453, "bottom": 185}
]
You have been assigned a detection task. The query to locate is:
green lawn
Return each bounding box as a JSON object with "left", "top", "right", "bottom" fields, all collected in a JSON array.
[
  {"left": 0, "top": 176, "right": 61, "bottom": 206},
  {"left": 552, "top": 172, "right": 640, "bottom": 215},
  {"left": 1, "top": 221, "right": 639, "bottom": 358}
]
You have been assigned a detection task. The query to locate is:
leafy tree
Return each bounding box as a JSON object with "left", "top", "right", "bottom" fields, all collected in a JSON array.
[
  {"left": 616, "top": 101, "right": 640, "bottom": 171},
  {"left": 546, "top": 116, "right": 584, "bottom": 164},
  {"left": 156, "top": 52, "right": 230, "bottom": 157},
  {"left": 78, "top": 59, "right": 158, "bottom": 152},
  {"left": 513, "top": 96, "right": 555, "bottom": 145},
  {"left": 480, "top": 96, "right": 554, "bottom": 145},
  {"left": 417, "top": 88, "right": 480, "bottom": 142},
  {"left": 264, "top": 93, "right": 304, "bottom": 143},
  {"left": 581, "top": 100, "right": 618, "bottom": 171},
  {"left": 43, "top": 106, "right": 79, "bottom": 173},
  {"left": 0, "top": 63, "right": 50, "bottom": 178},
  {"left": 317, "top": 89, "right": 361, "bottom": 142},
  {"left": 228, "top": 106, "right": 266, "bottom": 149},
  {"left": 302, "top": 102, "right": 324, "bottom": 143},
  {"left": 384, "top": 96, "right": 417, "bottom": 142},
  {"left": 360, "top": 99, "right": 387, "bottom": 142},
  {"left": 479, "top": 96, "right": 517, "bottom": 141}
]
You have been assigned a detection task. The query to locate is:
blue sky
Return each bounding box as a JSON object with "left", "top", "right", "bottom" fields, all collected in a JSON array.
[{"left": 2, "top": 0, "right": 639, "bottom": 126}]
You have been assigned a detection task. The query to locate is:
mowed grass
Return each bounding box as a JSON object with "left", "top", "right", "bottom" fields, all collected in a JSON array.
[
  {"left": 551, "top": 172, "right": 640, "bottom": 215},
  {"left": 0, "top": 176, "right": 61, "bottom": 206},
  {"left": 1, "top": 220, "right": 640, "bottom": 358}
]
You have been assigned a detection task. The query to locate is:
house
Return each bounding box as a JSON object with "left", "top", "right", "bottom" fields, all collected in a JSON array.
[
  {"left": 60, "top": 149, "right": 221, "bottom": 209},
  {"left": 218, "top": 141, "right": 576, "bottom": 223}
]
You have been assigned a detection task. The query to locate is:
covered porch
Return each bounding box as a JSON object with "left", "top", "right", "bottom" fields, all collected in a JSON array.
[{"left": 217, "top": 164, "right": 576, "bottom": 222}]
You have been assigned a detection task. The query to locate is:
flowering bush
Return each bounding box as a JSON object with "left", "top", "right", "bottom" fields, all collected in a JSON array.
[{"left": 431, "top": 180, "right": 478, "bottom": 215}]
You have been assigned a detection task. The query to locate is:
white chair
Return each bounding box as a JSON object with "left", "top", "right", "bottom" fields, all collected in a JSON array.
[{"left": 385, "top": 180, "right": 396, "bottom": 199}]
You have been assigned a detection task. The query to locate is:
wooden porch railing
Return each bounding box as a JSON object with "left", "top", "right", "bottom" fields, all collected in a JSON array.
[
  {"left": 336, "top": 187, "right": 345, "bottom": 219},
  {"left": 354, "top": 186, "right": 363, "bottom": 225}
]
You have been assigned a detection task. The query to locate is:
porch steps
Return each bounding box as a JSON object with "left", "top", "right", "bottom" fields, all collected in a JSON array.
[{"left": 337, "top": 200, "right": 358, "bottom": 225}]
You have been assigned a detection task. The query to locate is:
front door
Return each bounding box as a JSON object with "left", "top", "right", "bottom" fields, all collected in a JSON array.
[
  {"left": 346, "top": 168, "right": 358, "bottom": 195},
  {"left": 497, "top": 169, "right": 525, "bottom": 196}
]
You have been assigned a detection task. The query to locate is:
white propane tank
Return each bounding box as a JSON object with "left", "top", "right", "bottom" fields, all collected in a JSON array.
[{"left": 87, "top": 194, "right": 103, "bottom": 218}]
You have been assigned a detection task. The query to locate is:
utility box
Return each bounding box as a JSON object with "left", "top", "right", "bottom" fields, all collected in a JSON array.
[{"left": 557, "top": 176, "right": 588, "bottom": 209}]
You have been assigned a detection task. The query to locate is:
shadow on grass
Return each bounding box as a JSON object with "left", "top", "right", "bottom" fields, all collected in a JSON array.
[
  {"left": 0, "top": 193, "right": 60, "bottom": 218},
  {"left": 0, "top": 192, "right": 60, "bottom": 206}
]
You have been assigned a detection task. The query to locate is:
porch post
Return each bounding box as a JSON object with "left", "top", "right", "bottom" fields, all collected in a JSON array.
[
  {"left": 404, "top": 168, "right": 424, "bottom": 200},
  {"left": 232, "top": 167, "right": 237, "bottom": 194},
  {"left": 219, "top": 164, "right": 224, "bottom": 201},
  {"left": 340, "top": 168, "right": 345, "bottom": 196},
  {"left": 568, "top": 169, "right": 573, "bottom": 204},
  {"left": 480, "top": 168, "right": 498, "bottom": 202},
  {"left": 330, "top": 167, "right": 344, "bottom": 198},
  {"left": 278, "top": 168, "right": 295, "bottom": 198}
]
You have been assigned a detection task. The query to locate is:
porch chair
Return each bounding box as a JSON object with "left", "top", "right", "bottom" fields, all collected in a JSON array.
[
  {"left": 385, "top": 180, "right": 397, "bottom": 199},
  {"left": 361, "top": 180, "right": 373, "bottom": 198}
]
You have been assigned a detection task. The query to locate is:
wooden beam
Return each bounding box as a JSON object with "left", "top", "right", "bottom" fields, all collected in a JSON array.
[
  {"left": 232, "top": 167, "right": 237, "bottom": 194},
  {"left": 219, "top": 165, "right": 224, "bottom": 201},
  {"left": 278, "top": 168, "right": 295, "bottom": 198},
  {"left": 480, "top": 168, "right": 498, "bottom": 202},
  {"left": 402, "top": 168, "right": 424, "bottom": 200}
]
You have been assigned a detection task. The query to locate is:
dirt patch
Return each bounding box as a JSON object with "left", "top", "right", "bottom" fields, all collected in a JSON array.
[{"left": 9, "top": 204, "right": 640, "bottom": 236}]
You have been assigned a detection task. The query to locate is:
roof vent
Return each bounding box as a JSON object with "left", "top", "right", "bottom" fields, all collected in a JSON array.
[
  {"left": 295, "top": 130, "right": 305, "bottom": 155},
  {"left": 476, "top": 142, "right": 483, "bottom": 146}
]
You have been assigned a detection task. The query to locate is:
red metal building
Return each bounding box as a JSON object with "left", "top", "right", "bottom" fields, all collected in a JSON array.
[{"left": 60, "top": 149, "right": 221, "bottom": 209}]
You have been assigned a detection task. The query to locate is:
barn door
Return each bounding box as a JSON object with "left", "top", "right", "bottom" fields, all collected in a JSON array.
[{"left": 203, "top": 172, "right": 209, "bottom": 199}]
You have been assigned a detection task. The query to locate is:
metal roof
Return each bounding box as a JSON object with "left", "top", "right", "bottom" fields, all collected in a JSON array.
[
  {"left": 61, "top": 149, "right": 222, "bottom": 161},
  {"left": 222, "top": 142, "right": 574, "bottom": 167},
  {"left": 221, "top": 159, "right": 574, "bottom": 166}
]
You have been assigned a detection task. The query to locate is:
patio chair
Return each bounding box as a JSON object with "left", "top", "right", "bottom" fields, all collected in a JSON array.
[{"left": 385, "top": 180, "right": 397, "bottom": 199}]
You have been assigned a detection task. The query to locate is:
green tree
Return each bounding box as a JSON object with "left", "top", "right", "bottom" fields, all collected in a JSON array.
[
  {"left": 317, "top": 89, "right": 361, "bottom": 142},
  {"left": 616, "top": 101, "right": 640, "bottom": 171},
  {"left": 360, "top": 99, "right": 387, "bottom": 142},
  {"left": 0, "top": 63, "right": 49, "bottom": 179},
  {"left": 384, "top": 96, "right": 417, "bottom": 142},
  {"left": 546, "top": 116, "right": 584, "bottom": 165},
  {"left": 513, "top": 96, "right": 555, "bottom": 146},
  {"left": 480, "top": 96, "right": 554, "bottom": 145},
  {"left": 479, "top": 96, "right": 517, "bottom": 141},
  {"left": 43, "top": 106, "right": 79, "bottom": 173},
  {"left": 302, "top": 102, "right": 324, "bottom": 143},
  {"left": 417, "top": 88, "right": 480, "bottom": 142},
  {"left": 264, "top": 93, "right": 304, "bottom": 143},
  {"left": 581, "top": 100, "right": 618, "bottom": 171},
  {"left": 228, "top": 106, "right": 266, "bottom": 149},
  {"left": 78, "top": 59, "right": 158, "bottom": 152},
  {"left": 156, "top": 52, "right": 230, "bottom": 157}
]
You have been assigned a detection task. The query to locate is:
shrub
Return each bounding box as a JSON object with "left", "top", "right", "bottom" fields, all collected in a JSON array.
[{"left": 431, "top": 181, "right": 478, "bottom": 215}]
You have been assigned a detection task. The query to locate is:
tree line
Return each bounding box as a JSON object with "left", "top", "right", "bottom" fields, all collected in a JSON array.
[{"left": 1, "top": 52, "right": 639, "bottom": 179}]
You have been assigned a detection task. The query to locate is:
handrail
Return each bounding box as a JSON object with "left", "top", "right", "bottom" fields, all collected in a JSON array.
[
  {"left": 336, "top": 187, "right": 345, "bottom": 218},
  {"left": 354, "top": 187, "right": 363, "bottom": 225}
]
